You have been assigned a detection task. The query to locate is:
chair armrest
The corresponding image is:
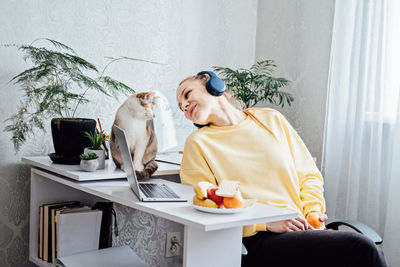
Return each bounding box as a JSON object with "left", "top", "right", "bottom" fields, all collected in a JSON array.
[
  {"left": 326, "top": 220, "right": 382, "bottom": 245},
  {"left": 241, "top": 243, "right": 248, "bottom": 256}
]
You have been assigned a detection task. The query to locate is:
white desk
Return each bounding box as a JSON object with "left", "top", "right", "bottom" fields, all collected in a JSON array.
[
  {"left": 23, "top": 157, "right": 297, "bottom": 267},
  {"left": 23, "top": 156, "right": 179, "bottom": 181}
]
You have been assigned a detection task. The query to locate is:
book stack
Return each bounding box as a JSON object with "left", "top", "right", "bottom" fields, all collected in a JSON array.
[{"left": 38, "top": 201, "right": 102, "bottom": 263}]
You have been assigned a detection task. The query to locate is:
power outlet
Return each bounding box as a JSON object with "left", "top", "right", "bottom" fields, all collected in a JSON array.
[{"left": 165, "top": 232, "right": 181, "bottom": 257}]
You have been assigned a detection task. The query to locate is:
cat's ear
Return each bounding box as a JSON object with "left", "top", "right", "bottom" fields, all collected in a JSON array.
[
  {"left": 135, "top": 92, "right": 147, "bottom": 100},
  {"left": 146, "top": 91, "right": 157, "bottom": 100},
  {"left": 150, "top": 93, "right": 159, "bottom": 105},
  {"left": 136, "top": 92, "right": 155, "bottom": 100}
]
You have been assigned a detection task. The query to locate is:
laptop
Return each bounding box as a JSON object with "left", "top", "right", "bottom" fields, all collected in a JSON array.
[{"left": 113, "top": 125, "right": 186, "bottom": 202}]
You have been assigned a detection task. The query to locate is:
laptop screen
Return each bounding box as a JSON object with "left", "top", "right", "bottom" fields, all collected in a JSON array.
[{"left": 113, "top": 125, "right": 141, "bottom": 199}]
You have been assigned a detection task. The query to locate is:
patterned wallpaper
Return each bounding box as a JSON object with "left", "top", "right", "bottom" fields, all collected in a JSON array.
[
  {"left": 0, "top": 165, "right": 32, "bottom": 267},
  {"left": 113, "top": 202, "right": 184, "bottom": 267},
  {"left": 0, "top": 0, "right": 258, "bottom": 266}
]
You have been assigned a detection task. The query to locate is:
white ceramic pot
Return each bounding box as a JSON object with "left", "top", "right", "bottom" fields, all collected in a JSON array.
[
  {"left": 84, "top": 148, "right": 105, "bottom": 169},
  {"left": 80, "top": 159, "right": 99, "bottom": 172}
]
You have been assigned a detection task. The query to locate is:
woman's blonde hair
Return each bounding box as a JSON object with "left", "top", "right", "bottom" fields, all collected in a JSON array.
[
  {"left": 178, "top": 73, "right": 241, "bottom": 108},
  {"left": 179, "top": 73, "right": 209, "bottom": 86}
]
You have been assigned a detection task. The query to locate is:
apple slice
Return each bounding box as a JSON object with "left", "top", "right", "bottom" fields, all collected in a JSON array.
[{"left": 207, "top": 187, "right": 225, "bottom": 208}]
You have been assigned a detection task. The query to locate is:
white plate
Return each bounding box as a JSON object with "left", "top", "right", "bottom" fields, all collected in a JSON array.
[{"left": 190, "top": 199, "right": 256, "bottom": 214}]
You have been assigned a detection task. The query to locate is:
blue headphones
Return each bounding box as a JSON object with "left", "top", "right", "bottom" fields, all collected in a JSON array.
[
  {"left": 193, "top": 71, "right": 226, "bottom": 128},
  {"left": 197, "top": 71, "right": 226, "bottom": 96}
]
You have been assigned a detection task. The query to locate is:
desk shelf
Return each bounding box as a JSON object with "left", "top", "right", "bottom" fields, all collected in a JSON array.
[
  {"left": 23, "top": 156, "right": 179, "bottom": 181},
  {"left": 29, "top": 170, "right": 107, "bottom": 267},
  {"left": 26, "top": 156, "right": 297, "bottom": 267}
]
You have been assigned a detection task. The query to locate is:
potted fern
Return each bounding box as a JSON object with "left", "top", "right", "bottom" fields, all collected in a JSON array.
[
  {"left": 2, "top": 38, "right": 156, "bottom": 164},
  {"left": 83, "top": 129, "right": 107, "bottom": 169},
  {"left": 213, "top": 60, "right": 293, "bottom": 108}
]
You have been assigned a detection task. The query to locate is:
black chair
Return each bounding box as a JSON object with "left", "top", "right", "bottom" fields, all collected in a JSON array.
[{"left": 326, "top": 220, "right": 382, "bottom": 244}]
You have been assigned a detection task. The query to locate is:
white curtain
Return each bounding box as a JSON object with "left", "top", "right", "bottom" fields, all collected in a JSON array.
[{"left": 322, "top": 0, "right": 400, "bottom": 265}]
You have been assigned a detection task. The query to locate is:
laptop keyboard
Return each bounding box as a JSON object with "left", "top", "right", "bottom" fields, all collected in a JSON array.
[{"left": 139, "top": 183, "right": 180, "bottom": 199}]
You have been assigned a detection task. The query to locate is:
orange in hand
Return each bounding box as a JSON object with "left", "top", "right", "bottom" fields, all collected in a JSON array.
[{"left": 306, "top": 213, "right": 323, "bottom": 229}]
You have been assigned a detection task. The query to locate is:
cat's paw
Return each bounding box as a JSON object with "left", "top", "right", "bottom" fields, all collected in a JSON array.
[
  {"left": 136, "top": 170, "right": 150, "bottom": 179},
  {"left": 135, "top": 162, "right": 158, "bottom": 179},
  {"left": 133, "top": 163, "right": 144, "bottom": 172},
  {"left": 145, "top": 161, "right": 158, "bottom": 176}
]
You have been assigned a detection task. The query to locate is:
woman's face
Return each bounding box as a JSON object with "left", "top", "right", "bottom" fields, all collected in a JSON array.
[{"left": 176, "top": 79, "right": 217, "bottom": 124}]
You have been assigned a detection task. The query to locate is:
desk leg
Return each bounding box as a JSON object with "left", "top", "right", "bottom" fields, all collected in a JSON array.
[{"left": 183, "top": 226, "right": 242, "bottom": 267}]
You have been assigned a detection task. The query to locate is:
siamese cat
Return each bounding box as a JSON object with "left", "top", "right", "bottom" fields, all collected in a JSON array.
[{"left": 110, "top": 92, "right": 158, "bottom": 179}]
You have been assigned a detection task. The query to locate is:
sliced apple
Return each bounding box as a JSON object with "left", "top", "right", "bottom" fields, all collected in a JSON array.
[{"left": 207, "top": 187, "right": 225, "bottom": 208}]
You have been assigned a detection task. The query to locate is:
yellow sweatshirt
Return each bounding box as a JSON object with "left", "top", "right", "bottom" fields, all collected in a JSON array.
[{"left": 180, "top": 108, "right": 325, "bottom": 237}]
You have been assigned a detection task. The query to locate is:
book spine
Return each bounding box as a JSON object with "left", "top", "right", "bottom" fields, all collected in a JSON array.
[
  {"left": 43, "top": 206, "right": 49, "bottom": 261},
  {"left": 55, "top": 210, "right": 59, "bottom": 261},
  {"left": 51, "top": 209, "right": 56, "bottom": 262},
  {"left": 39, "top": 206, "right": 43, "bottom": 259}
]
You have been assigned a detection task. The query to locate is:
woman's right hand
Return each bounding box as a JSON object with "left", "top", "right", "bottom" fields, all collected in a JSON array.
[{"left": 265, "top": 217, "right": 311, "bottom": 233}]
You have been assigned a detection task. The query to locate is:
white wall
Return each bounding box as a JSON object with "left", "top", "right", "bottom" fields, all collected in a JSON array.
[{"left": 255, "top": 0, "right": 335, "bottom": 168}]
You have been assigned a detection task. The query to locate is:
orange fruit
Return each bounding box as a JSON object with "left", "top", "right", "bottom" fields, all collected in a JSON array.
[
  {"left": 223, "top": 191, "right": 243, "bottom": 209},
  {"left": 306, "top": 213, "right": 323, "bottom": 229}
]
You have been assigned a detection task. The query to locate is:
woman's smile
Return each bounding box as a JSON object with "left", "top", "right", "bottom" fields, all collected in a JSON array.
[{"left": 189, "top": 104, "right": 197, "bottom": 118}]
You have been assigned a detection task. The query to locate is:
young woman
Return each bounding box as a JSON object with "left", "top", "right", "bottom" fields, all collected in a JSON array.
[{"left": 176, "top": 72, "right": 387, "bottom": 267}]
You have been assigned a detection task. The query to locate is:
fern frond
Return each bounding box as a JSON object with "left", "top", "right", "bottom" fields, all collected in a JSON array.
[
  {"left": 71, "top": 73, "right": 108, "bottom": 95},
  {"left": 65, "top": 53, "right": 98, "bottom": 71},
  {"left": 106, "top": 56, "right": 163, "bottom": 65},
  {"left": 4, "top": 114, "right": 31, "bottom": 152},
  {"left": 44, "top": 38, "right": 76, "bottom": 53},
  {"left": 100, "top": 76, "right": 135, "bottom": 98}
]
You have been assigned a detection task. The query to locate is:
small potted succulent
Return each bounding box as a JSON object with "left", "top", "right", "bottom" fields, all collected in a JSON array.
[
  {"left": 83, "top": 129, "right": 107, "bottom": 169},
  {"left": 79, "top": 152, "right": 99, "bottom": 172}
]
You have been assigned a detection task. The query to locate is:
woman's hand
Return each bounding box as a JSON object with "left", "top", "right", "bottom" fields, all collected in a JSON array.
[
  {"left": 265, "top": 216, "right": 311, "bottom": 233},
  {"left": 306, "top": 212, "right": 328, "bottom": 230}
]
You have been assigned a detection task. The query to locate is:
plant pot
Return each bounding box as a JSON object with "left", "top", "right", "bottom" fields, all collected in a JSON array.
[
  {"left": 84, "top": 148, "right": 105, "bottom": 169},
  {"left": 50, "top": 118, "right": 96, "bottom": 164},
  {"left": 80, "top": 159, "right": 99, "bottom": 172}
]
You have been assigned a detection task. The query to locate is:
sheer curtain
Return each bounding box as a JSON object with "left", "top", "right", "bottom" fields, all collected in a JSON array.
[{"left": 322, "top": 0, "right": 400, "bottom": 265}]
